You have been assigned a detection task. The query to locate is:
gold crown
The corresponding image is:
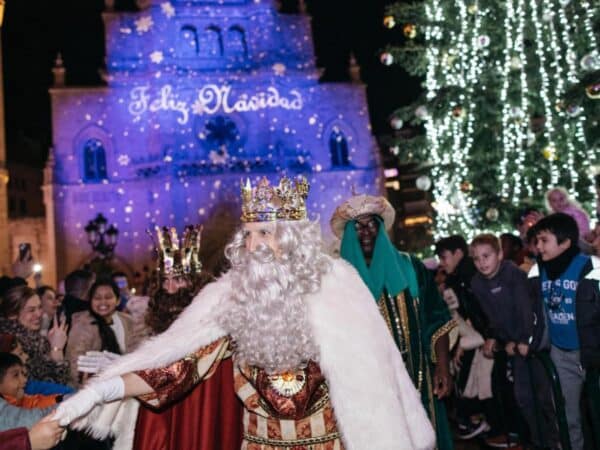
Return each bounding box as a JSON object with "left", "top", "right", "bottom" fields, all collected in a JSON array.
[
  {"left": 155, "top": 225, "right": 202, "bottom": 277},
  {"left": 241, "top": 176, "right": 309, "bottom": 222}
]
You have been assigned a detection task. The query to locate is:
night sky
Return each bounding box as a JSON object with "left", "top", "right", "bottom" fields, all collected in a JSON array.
[{"left": 2, "top": 0, "right": 419, "bottom": 168}]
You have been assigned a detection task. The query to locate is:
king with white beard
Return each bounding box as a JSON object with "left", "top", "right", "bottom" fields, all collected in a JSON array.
[{"left": 52, "top": 176, "right": 437, "bottom": 450}]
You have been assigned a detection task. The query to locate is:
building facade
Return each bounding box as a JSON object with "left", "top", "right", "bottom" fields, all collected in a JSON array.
[{"left": 47, "top": 0, "right": 381, "bottom": 282}]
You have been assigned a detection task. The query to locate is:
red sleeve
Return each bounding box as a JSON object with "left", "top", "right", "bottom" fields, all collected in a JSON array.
[
  {"left": 135, "top": 337, "right": 231, "bottom": 408},
  {"left": 0, "top": 428, "right": 32, "bottom": 450}
]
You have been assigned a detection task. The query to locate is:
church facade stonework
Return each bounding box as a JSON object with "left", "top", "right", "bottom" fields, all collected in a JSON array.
[{"left": 47, "top": 0, "right": 381, "bottom": 281}]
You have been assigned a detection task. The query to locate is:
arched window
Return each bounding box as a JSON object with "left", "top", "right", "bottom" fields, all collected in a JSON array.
[
  {"left": 227, "top": 25, "right": 247, "bottom": 57},
  {"left": 329, "top": 128, "right": 350, "bottom": 167},
  {"left": 83, "top": 139, "right": 107, "bottom": 182},
  {"left": 200, "top": 25, "right": 223, "bottom": 57},
  {"left": 180, "top": 25, "right": 199, "bottom": 57}
]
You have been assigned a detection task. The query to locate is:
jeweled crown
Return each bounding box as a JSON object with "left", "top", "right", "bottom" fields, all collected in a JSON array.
[
  {"left": 240, "top": 176, "right": 309, "bottom": 222},
  {"left": 155, "top": 225, "right": 202, "bottom": 277}
]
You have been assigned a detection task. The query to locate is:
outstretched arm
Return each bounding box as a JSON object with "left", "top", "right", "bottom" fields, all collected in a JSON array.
[
  {"left": 53, "top": 337, "right": 230, "bottom": 427},
  {"left": 122, "top": 372, "right": 153, "bottom": 397},
  {"left": 52, "top": 372, "right": 153, "bottom": 427}
]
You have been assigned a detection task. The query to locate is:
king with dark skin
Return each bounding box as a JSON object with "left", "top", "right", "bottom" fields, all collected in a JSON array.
[{"left": 354, "top": 215, "right": 452, "bottom": 399}]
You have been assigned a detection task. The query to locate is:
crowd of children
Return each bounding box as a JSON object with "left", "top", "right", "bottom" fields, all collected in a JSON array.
[{"left": 435, "top": 211, "right": 600, "bottom": 450}]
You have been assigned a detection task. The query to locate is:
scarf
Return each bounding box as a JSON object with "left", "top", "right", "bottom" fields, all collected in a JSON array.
[
  {"left": 539, "top": 244, "right": 580, "bottom": 280},
  {"left": 340, "top": 218, "right": 418, "bottom": 300}
]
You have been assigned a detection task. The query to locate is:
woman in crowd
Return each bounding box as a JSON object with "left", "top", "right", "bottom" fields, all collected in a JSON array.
[
  {"left": 546, "top": 187, "right": 591, "bottom": 239},
  {"left": 35, "top": 286, "right": 60, "bottom": 338},
  {"left": 0, "top": 286, "right": 69, "bottom": 385},
  {"left": 65, "top": 278, "right": 139, "bottom": 387}
]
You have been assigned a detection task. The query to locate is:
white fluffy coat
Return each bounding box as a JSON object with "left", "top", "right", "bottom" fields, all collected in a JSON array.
[{"left": 75, "top": 257, "right": 436, "bottom": 450}]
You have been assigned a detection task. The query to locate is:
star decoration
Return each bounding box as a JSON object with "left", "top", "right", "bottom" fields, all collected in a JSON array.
[
  {"left": 135, "top": 16, "right": 154, "bottom": 34},
  {"left": 192, "top": 99, "right": 206, "bottom": 115},
  {"left": 150, "top": 51, "right": 164, "bottom": 64},
  {"left": 117, "top": 154, "right": 131, "bottom": 166},
  {"left": 161, "top": 2, "right": 175, "bottom": 18}
]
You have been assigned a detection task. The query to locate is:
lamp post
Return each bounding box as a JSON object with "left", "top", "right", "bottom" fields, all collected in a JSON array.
[
  {"left": 0, "top": 0, "right": 11, "bottom": 275},
  {"left": 84, "top": 213, "right": 119, "bottom": 260}
]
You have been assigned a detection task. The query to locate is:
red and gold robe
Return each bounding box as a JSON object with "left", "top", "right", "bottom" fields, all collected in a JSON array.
[
  {"left": 133, "top": 357, "right": 243, "bottom": 450},
  {"left": 135, "top": 337, "right": 343, "bottom": 450}
]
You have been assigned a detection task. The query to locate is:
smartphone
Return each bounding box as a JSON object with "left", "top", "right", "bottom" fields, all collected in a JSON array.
[{"left": 18, "top": 243, "right": 31, "bottom": 262}]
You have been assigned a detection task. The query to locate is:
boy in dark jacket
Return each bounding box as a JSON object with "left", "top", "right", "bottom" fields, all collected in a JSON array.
[
  {"left": 471, "top": 234, "right": 558, "bottom": 448},
  {"left": 529, "top": 213, "right": 600, "bottom": 450}
]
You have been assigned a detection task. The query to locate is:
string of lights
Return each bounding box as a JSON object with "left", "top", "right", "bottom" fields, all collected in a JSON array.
[{"left": 387, "top": 0, "right": 598, "bottom": 238}]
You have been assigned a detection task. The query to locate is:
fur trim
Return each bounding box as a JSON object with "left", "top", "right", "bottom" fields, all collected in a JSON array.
[
  {"left": 78, "top": 258, "right": 435, "bottom": 450},
  {"left": 313, "top": 259, "right": 435, "bottom": 450}
]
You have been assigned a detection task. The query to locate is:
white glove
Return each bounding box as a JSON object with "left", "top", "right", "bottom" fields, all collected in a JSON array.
[
  {"left": 443, "top": 288, "right": 459, "bottom": 310},
  {"left": 52, "top": 377, "right": 125, "bottom": 426},
  {"left": 77, "top": 350, "right": 121, "bottom": 374}
]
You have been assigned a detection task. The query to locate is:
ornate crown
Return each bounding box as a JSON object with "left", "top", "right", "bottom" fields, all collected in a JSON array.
[
  {"left": 154, "top": 225, "right": 202, "bottom": 277},
  {"left": 241, "top": 176, "right": 310, "bottom": 222}
]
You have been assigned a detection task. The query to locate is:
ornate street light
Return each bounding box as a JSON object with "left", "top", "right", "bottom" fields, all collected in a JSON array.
[{"left": 84, "top": 213, "right": 119, "bottom": 259}]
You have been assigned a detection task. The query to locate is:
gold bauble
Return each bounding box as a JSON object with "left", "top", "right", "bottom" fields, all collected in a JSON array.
[
  {"left": 460, "top": 181, "right": 473, "bottom": 192},
  {"left": 403, "top": 23, "right": 417, "bottom": 39},
  {"left": 555, "top": 101, "right": 564, "bottom": 112},
  {"left": 383, "top": 15, "right": 396, "bottom": 29},
  {"left": 542, "top": 145, "right": 558, "bottom": 161},
  {"left": 467, "top": 3, "right": 478, "bottom": 14}
]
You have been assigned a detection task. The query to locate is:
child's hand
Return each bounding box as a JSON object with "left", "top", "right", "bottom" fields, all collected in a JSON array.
[
  {"left": 483, "top": 339, "right": 496, "bottom": 358},
  {"left": 442, "top": 289, "right": 459, "bottom": 310},
  {"left": 29, "top": 415, "right": 64, "bottom": 450},
  {"left": 505, "top": 342, "right": 516, "bottom": 356},
  {"left": 452, "top": 346, "right": 464, "bottom": 367},
  {"left": 517, "top": 343, "right": 529, "bottom": 357}
]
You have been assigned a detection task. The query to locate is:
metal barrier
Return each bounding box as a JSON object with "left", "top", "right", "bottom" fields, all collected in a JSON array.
[
  {"left": 534, "top": 351, "right": 571, "bottom": 450},
  {"left": 584, "top": 369, "right": 600, "bottom": 449}
]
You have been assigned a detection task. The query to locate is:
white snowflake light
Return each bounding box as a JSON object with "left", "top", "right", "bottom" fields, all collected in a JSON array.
[
  {"left": 161, "top": 2, "right": 175, "bottom": 18},
  {"left": 135, "top": 16, "right": 154, "bottom": 34},
  {"left": 117, "top": 154, "right": 130, "bottom": 166},
  {"left": 150, "top": 51, "right": 164, "bottom": 64},
  {"left": 192, "top": 99, "right": 206, "bottom": 115}
]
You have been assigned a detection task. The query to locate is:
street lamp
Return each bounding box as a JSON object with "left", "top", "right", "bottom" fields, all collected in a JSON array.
[{"left": 84, "top": 213, "right": 119, "bottom": 259}]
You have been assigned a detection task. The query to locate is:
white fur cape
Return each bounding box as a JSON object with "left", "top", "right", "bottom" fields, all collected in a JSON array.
[{"left": 75, "top": 257, "right": 436, "bottom": 450}]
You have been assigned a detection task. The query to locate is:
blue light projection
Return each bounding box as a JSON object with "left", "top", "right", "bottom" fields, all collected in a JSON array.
[{"left": 50, "top": 0, "right": 381, "bottom": 274}]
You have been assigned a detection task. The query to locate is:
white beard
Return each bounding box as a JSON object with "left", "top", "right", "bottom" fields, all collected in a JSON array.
[{"left": 218, "top": 245, "right": 319, "bottom": 373}]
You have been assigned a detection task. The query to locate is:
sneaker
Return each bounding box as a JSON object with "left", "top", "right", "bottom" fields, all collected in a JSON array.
[
  {"left": 457, "top": 420, "right": 491, "bottom": 440},
  {"left": 484, "top": 434, "right": 521, "bottom": 448}
]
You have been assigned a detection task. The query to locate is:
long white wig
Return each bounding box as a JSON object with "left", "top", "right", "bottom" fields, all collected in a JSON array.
[{"left": 219, "top": 218, "right": 331, "bottom": 373}]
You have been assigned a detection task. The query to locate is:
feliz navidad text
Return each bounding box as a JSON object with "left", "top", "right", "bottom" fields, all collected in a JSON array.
[{"left": 128, "top": 84, "right": 304, "bottom": 124}]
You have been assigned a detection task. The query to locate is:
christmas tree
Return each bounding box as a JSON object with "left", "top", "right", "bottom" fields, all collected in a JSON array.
[{"left": 382, "top": 0, "right": 600, "bottom": 238}]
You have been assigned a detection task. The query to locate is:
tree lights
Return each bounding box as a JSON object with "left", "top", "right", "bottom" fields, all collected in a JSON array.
[{"left": 385, "top": 0, "right": 599, "bottom": 237}]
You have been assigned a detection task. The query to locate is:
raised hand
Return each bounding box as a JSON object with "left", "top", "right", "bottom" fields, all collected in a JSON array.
[
  {"left": 47, "top": 314, "right": 68, "bottom": 353},
  {"left": 78, "top": 350, "right": 121, "bottom": 374}
]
